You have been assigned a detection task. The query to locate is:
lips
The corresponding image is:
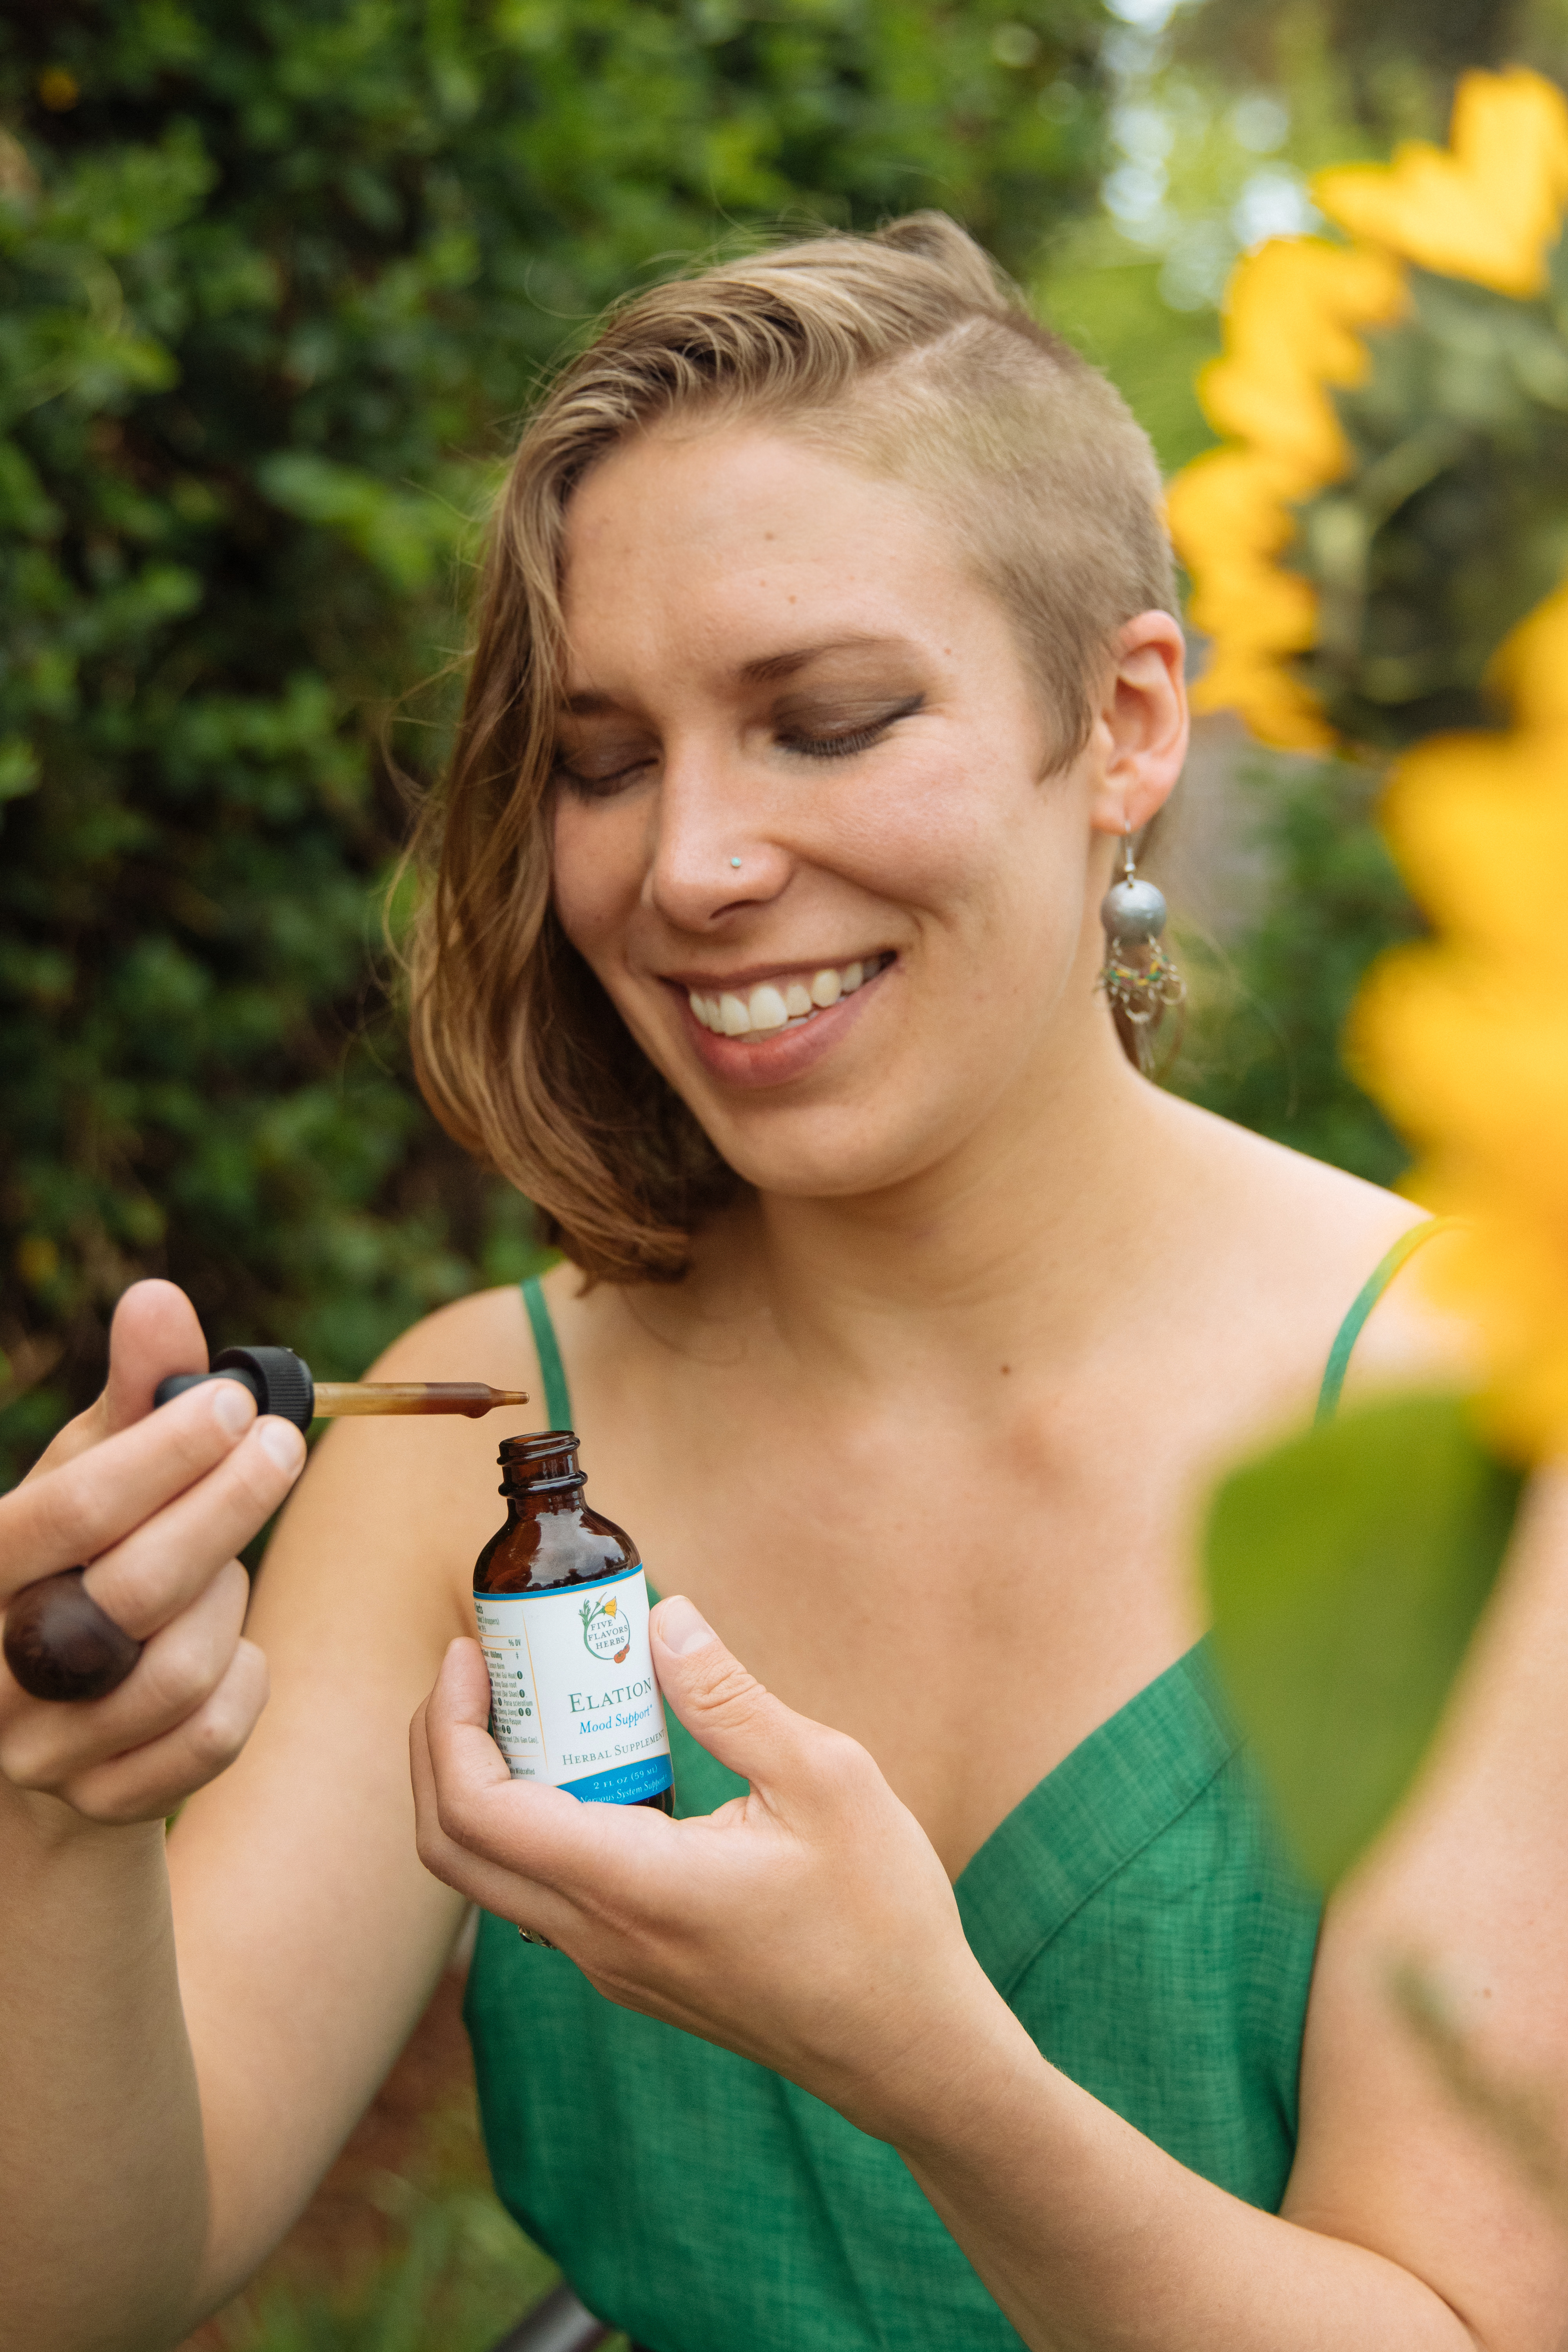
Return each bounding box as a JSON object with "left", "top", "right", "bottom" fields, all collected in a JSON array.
[
  {"left": 668, "top": 953, "right": 894, "bottom": 1088},
  {"left": 684, "top": 953, "right": 893, "bottom": 1038}
]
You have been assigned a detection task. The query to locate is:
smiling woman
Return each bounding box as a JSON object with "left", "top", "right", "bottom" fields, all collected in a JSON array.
[
  {"left": 4, "top": 215, "right": 1568, "bottom": 2352},
  {"left": 407, "top": 216, "right": 1175, "bottom": 1282}
]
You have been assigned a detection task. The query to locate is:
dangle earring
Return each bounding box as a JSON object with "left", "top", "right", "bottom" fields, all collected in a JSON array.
[{"left": 1098, "top": 827, "right": 1185, "bottom": 1076}]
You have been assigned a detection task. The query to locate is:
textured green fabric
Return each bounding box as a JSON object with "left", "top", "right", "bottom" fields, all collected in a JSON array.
[{"left": 466, "top": 1285, "right": 1331, "bottom": 2350}]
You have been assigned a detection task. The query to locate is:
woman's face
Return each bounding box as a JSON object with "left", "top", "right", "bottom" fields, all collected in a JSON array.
[{"left": 551, "top": 423, "right": 1185, "bottom": 1207}]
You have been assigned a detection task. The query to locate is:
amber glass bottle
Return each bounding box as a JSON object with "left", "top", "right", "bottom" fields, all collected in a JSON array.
[{"left": 472, "top": 1430, "right": 674, "bottom": 1813}]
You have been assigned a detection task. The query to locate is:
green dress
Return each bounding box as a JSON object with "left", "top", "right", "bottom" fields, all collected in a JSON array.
[{"left": 465, "top": 1232, "right": 1436, "bottom": 2351}]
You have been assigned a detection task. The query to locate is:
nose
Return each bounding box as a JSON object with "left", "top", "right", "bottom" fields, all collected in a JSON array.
[{"left": 645, "top": 736, "right": 791, "bottom": 931}]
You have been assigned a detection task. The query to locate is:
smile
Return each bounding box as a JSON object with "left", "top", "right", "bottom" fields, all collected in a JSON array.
[{"left": 684, "top": 954, "right": 894, "bottom": 1038}]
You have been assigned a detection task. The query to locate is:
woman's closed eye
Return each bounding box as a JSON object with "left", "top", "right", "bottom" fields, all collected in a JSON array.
[
  {"left": 554, "top": 733, "right": 658, "bottom": 796},
  {"left": 553, "top": 689, "right": 925, "bottom": 794},
  {"left": 774, "top": 691, "right": 925, "bottom": 761}
]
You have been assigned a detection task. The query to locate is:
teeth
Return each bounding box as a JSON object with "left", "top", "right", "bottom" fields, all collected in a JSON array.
[
  {"left": 748, "top": 983, "right": 789, "bottom": 1034},
  {"left": 690, "top": 956, "right": 887, "bottom": 1039}
]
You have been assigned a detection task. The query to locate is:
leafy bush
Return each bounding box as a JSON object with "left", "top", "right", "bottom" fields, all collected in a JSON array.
[
  {"left": 0, "top": 0, "right": 1113, "bottom": 1476},
  {"left": 1174, "top": 752, "right": 1422, "bottom": 1188}
]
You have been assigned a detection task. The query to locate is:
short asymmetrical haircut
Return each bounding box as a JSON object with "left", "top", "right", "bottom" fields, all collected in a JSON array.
[{"left": 408, "top": 213, "right": 1176, "bottom": 1285}]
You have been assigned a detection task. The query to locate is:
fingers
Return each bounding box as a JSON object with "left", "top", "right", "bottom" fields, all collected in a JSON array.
[
  {"left": 80, "top": 1415, "right": 305, "bottom": 1640},
  {"left": 0, "top": 1336, "right": 303, "bottom": 1824},
  {"left": 409, "top": 1664, "right": 577, "bottom": 1933},
  {"left": 415, "top": 1641, "right": 662, "bottom": 1912},
  {"left": 0, "top": 1379, "right": 298, "bottom": 1605},
  {"left": 0, "top": 1561, "right": 256, "bottom": 1801},
  {"left": 650, "top": 1596, "right": 860, "bottom": 1802},
  {"left": 63, "top": 1637, "right": 271, "bottom": 1825}
]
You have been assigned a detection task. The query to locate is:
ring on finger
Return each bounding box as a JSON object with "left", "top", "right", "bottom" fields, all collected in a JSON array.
[{"left": 517, "top": 1924, "right": 557, "bottom": 1950}]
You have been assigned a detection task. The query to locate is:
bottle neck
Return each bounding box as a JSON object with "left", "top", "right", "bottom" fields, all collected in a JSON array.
[{"left": 497, "top": 1431, "right": 584, "bottom": 1509}]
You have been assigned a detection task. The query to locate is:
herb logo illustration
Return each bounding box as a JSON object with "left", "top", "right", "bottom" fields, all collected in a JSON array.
[{"left": 581, "top": 1590, "right": 631, "bottom": 1665}]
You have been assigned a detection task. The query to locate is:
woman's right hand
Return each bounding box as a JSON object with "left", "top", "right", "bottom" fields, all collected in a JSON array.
[{"left": 0, "top": 1279, "right": 307, "bottom": 1827}]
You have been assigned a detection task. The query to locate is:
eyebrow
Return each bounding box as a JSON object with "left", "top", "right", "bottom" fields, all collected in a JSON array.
[
  {"left": 559, "top": 635, "right": 920, "bottom": 717},
  {"left": 737, "top": 634, "right": 918, "bottom": 684}
]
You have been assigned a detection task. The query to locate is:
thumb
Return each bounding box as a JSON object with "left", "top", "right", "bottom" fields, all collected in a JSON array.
[
  {"left": 26, "top": 1279, "right": 207, "bottom": 1477},
  {"left": 422, "top": 1636, "right": 516, "bottom": 1802},
  {"left": 104, "top": 1280, "right": 208, "bottom": 1434},
  {"left": 650, "top": 1596, "right": 829, "bottom": 1798}
]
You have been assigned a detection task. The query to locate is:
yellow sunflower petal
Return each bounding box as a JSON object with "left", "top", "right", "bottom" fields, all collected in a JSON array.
[
  {"left": 1395, "top": 1203, "right": 1568, "bottom": 1460},
  {"left": 1166, "top": 449, "right": 1302, "bottom": 570},
  {"left": 1314, "top": 66, "right": 1568, "bottom": 298},
  {"left": 1350, "top": 690, "right": 1568, "bottom": 1459},
  {"left": 1171, "top": 447, "right": 1334, "bottom": 742},
  {"left": 1377, "top": 726, "right": 1568, "bottom": 944},
  {"left": 1190, "top": 651, "right": 1336, "bottom": 749},
  {"left": 1357, "top": 954, "right": 1568, "bottom": 1174},
  {"left": 1197, "top": 238, "right": 1406, "bottom": 482},
  {"left": 1485, "top": 573, "right": 1568, "bottom": 728},
  {"left": 1172, "top": 241, "right": 1406, "bottom": 750}
]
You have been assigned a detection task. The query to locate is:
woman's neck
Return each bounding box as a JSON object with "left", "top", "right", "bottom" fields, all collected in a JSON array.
[{"left": 677, "top": 1016, "right": 1212, "bottom": 1395}]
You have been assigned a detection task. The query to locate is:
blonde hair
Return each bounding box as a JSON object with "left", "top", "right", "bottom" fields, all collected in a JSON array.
[{"left": 408, "top": 214, "right": 1175, "bottom": 1285}]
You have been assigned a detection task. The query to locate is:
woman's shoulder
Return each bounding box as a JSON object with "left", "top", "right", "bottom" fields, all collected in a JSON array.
[
  {"left": 1173, "top": 1097, "right": 1481, "bottom": 1405},
  {"left": 362, "top": 1277, "right": 546, "bottom": 1387}
]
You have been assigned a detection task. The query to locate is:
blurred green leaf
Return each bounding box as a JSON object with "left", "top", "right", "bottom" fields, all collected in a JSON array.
[{"left": 1205, "top": 1391, "right": 1522, "bottom": 1889}]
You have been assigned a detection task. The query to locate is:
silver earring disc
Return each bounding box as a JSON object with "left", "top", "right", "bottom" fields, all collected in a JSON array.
[{"left": 1100, "top": 876, "right": 1168, "bottom": 942}]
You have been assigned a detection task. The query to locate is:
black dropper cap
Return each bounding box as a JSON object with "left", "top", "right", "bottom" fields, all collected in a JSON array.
[{"left": 153, "top": 1345, "right": 316, "bottom": 1429}]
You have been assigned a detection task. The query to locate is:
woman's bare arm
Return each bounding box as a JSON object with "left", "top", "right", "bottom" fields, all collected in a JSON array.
[
  {"left": 0, "top": 1281, "right": 533, "bottom": 2349},
  {"left": 0, "top": 1284, "right": 302, "bottom": 2352}
]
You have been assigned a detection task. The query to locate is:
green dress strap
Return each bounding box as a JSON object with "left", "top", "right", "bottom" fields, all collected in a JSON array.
[
  {"left": 1314, "top": 1216, "right": 1460, "bottom": 1426},
  {"left": 521, "top": 1274, "right": 573, "bottom": 1430}
]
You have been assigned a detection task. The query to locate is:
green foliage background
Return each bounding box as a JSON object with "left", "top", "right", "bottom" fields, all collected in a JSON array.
[
  {"left": 0, "top": 0, "right": 1112, "bottom": 1477},
  {"left": 1171, "top": 754, "right": 1419, "bottom": 1190}
]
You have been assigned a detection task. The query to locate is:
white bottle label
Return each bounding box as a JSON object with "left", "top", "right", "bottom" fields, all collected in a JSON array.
[{"left": 473, "top": 1566, "right": 673, "bottom": 1805}]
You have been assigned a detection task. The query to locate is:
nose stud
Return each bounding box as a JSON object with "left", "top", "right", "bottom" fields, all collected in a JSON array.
[{"left": 729, "top": 856, "right": 742, "bottom": 869}]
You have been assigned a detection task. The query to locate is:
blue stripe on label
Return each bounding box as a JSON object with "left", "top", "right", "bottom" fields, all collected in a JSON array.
[
  {"left": 471, "top": 1564, "right": 639, "bottom": 1604},
  {"left": 561, "top": 1753, "right": 674, "bottom": 1806}
]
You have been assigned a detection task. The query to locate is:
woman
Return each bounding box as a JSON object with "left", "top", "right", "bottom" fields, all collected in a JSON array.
[{"left": 4, "top": 216, "right": 1566, "bottom": 2352}]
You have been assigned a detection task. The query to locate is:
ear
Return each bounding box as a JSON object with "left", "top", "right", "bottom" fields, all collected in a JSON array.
[{"left": 1085, "top": 611, "right": 1189, "bottom": 841}]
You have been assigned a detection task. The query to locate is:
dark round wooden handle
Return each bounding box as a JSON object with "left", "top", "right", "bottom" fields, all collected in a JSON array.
[{"left": 2, "top": 1568, "right": 143, "bottom": 1702}]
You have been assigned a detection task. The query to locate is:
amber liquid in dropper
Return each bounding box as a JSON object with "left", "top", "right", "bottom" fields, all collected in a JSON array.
[
  {"left": 311, "top": 1381, "right": 530, "bottom": 1419},
  {"left": 473, "top": 1432, "right": 675, "bottom": 1813}
]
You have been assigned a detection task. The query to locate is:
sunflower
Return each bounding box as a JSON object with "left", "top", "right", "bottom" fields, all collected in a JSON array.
[
  {"left": 1349, "top": 582, "right": 1568, "bottom": 1457},
  {"left": 1169, "top": 68, "right": 1568, "bottom": 1459},
  {"left": 1167, "top": 67, "right": 1568, "bottom": 753}
]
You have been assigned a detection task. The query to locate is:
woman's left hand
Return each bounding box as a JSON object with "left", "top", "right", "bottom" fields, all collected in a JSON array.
[{"left": 410, "top": 1595, "right": 1005, "bottom": 2140}]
